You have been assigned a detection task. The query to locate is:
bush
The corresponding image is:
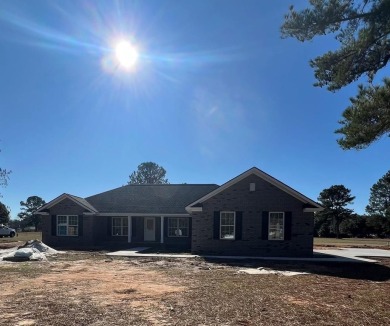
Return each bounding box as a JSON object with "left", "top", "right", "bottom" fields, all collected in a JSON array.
[
  {"left": 366, "top": 215, "right": 390, "bottom": 238},
  {"left": 340, "top": 216, "right": 368, "bottom": 238}
]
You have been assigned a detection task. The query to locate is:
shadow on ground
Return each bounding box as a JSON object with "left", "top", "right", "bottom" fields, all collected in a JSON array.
[
  {"left": 201, "top": 257, "right": 390, "bottom": 282},
  {"left": 130, "top": 248, "right": 390, "bottom": 282}
]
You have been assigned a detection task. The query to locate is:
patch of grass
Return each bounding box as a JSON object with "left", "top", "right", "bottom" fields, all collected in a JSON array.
[
  {"left": 115, "top": 288, "right": 137, "bottom": 294},
  {"left": 49, "top": 251, "right": 107, "bottom": 262},
  {"left": 0, "top": 231, "right": 42, "bottom": 244},
  {"left": 0, "top": 262, "right": 48, "bottom": 278},
  {"left": 314, "top": 237, "right": 390, "bottom": 248},
  {"left": 2, "top": 290, "right": 148, "bottom": 326}
]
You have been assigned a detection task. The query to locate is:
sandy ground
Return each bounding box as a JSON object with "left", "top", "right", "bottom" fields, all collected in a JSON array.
[{"left": 0, "top": 257, "right": 187, "bottom": 325}]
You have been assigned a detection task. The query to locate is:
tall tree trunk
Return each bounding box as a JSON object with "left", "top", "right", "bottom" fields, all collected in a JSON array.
[{"left": 335, "top": 218, "right": 340, "bottom": 239}]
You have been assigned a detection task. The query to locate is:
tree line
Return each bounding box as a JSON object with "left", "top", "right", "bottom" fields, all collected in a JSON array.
[{"left": 316, "top": 170, "right": 390, "bottom": 238}]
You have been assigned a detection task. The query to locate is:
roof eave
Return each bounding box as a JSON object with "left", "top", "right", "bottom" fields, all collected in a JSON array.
[
  {"left": 303, "top": 207, "right": 324, "bottom": 212},
  {"left": 185, "top": 206, "right": 203, "bottom": 213}
]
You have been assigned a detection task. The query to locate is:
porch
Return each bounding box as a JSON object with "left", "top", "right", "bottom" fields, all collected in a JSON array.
[{"left": 102, "top": 215, "right": 191, "bottom": 249}]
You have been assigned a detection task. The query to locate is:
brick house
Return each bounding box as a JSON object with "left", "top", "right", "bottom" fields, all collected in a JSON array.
[{"left": 36, "top": 167, "right": 322, "bottom": 256}]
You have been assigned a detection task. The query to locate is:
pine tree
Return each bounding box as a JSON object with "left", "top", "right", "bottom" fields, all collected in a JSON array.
[
  {"left": 128, "top": 162, "right": 169, "bottom": 184},
  {"left": 0, "top": 201, "right": 10, "bottom": 225},
  {"left": 282, "top": 0, "right": 390, "bottom": 149},
  {"left": 18, "top": 196, "right": 46, "bottom": 231},
  {"left": 366, "top": 170, "right": 390, "bottom": 218},
  {"left": 317, "top": 185, "right": 355, "bottom": 238}
]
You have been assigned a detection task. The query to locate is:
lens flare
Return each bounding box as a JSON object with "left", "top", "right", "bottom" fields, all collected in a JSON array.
[{"left": 115, "top": 40, "right": 138, "bottom": 69}]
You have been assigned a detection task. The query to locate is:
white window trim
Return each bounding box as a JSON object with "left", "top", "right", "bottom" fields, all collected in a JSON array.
[
  {"left": 112, "top": 217, "right": 129, "bottom": 237},
  {"left": 268, "top": 212, "right": 285, "bottom": 241},
  {"left": 220, "top": 211, "right": 236, "bottom": 240},
  {"left": 167, "top": 217, "right": 189, "bottom": 238},
  {"left": 57, "top": 215, "right": 78, "bottom": 237}
]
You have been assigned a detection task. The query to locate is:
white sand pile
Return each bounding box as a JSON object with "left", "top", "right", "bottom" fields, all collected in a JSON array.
[
  {"left": 237, "top": 267, "right": 309, "bottom": 276},
  {"left": 0, "top": 248, "right": 18, "bottom": 259},
  {"left": 0, "top": 240, "right": 60, "bottom": 262},
  {"left": 2, "top": 247, "right": 47, "bottom": 261},
  {"left": 18, "top": 240, "right": 58, "bottom": 255}
]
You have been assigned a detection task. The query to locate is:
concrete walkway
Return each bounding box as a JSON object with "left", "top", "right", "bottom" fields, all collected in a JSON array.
[
  {"left": 106, "top": 247, "right": 390, "bottom": 263},
  {"left": 107, "top": 248, "right": 195, "bottom": 259}
]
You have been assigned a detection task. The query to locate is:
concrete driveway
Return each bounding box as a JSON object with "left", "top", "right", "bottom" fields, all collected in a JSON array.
[{"left": 314, "top": 248, "right": 390, "bottom": 263}]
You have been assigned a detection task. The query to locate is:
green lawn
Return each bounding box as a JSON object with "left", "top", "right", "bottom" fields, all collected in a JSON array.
[
  {"left": 0, "top": 231, "right": 42, "bottom": 243},
  {"left": 314, "top": 237, "right": 390, "bottom": 248}
]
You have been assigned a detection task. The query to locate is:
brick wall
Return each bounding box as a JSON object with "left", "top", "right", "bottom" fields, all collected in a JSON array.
[
  {"left": 94, "top": 216, "right": 128, "bottom": 246},
  {"left": 191, "top": 174, "right": 314, "bottom": 257},
  {"left": 42, "top": 198, "right": 95, "bottom": 249}
]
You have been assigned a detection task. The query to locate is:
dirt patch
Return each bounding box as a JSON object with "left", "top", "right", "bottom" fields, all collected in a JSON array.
[
  {"left": 0, "top": 241, "right": 23, "bottom": 249},
  {"left": 0, "top": 258, "right": 185, "bottom": 325},
  {"left": 284, "top": 295, "right": 312, "bottom": 306},
  {"left": 41, "top": 260, "right": 183, "bottom": 306},
  {"left": 16, "top": 320, "right": 36, "bottom": 326}
]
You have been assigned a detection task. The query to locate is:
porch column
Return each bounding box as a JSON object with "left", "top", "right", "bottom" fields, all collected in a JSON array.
[
  {"left": 160, "top": 216, "right": 164, "bottom": 244},
  {"left": 128, "top": 216, "right": 132, "bottom": 243}
]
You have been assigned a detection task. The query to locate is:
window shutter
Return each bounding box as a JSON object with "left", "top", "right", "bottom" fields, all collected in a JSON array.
[
  {"left": 132, "top": 218, "right": 136, "bottom": 237},
  {"left": 164, "top": 217, "right": 168, "bottom": 237},
  {"left": 213, "top": 211, "right": 220, "bottom": 239},
  {"left": 78, "top": 215, "right": 83, "bottom": 236},
  {"left": 261, "top": 211, "right": 269, "bottom": 240},
  {"left": 188, "top": 217, "right": 192, "bottom": 237},
  {"left": 235, "top": 211, "right": 242, "bottom": 240},
  {"left": 51, "top": 215, "right": 57, "bottom": 236},
  {"left": 284, "top": 211, "right": 292, "bottom": 240},
  {"left": 107, "top": 217, "right": 112, "bottom": 236}
]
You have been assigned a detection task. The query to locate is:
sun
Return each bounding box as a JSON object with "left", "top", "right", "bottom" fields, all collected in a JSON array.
[{"left": 115, "top": 40, "right": 139, "bottom": 69}]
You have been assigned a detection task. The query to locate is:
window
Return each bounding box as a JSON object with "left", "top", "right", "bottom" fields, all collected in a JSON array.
[
  {"left": 268, "top": 212, "right": 284, "bottom": 240},
  {"left": 168, "top": 217, "right": 189, "bottom": 237},
  {"left": 112, "top": 217, "right": 128, "bottom": 236},
  {"left": 220, "top": 211, "right": 235, "bottom": 240},
  {"left": 57, "top": 215, "right": 78, "bottom": 236}
]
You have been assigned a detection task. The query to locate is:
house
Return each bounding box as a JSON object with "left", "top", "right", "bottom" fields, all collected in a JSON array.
[{"left": 36, "top": 167, "right": 322, "bottom": 256}]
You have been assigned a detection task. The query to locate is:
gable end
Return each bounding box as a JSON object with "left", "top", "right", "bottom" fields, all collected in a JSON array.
[
  {"left": 186, "top": 167, "right": 322, "bottom": 213},
  {"left": 36, "top": 193, "right": 98, "bottom": 214}
]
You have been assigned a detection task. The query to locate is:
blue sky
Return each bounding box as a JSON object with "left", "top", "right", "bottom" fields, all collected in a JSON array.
[{"left": 0, "top": 0, "right": 388, "bottom": 219}]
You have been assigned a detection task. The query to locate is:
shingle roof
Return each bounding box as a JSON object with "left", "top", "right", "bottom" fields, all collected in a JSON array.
[
  {"left": 85, "top": 184, "right": 219, "bottom": 214},
  {"left": 67, "top": 194, "right": 98, "bottom": 213}
]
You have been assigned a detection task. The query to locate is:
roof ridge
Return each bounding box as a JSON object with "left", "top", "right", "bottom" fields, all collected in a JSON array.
[
  {"left": 86, "top": 183, "right": 220, "bottom": 199},
  {"left": 67, "top": 193, "right": 85, "bottom": 200},
  {"left": 123, "top": 183, "right": 219, "bottom": 186}
]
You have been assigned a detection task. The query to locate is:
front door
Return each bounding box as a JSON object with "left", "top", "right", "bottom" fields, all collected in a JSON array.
[{"left": 144, "top": 217, "right": 155, "bottom": 241}]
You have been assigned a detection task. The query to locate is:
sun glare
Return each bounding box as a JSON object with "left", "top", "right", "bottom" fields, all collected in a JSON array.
[{"left": 115, "top": 40, "right": 139, "bottom": 69}]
